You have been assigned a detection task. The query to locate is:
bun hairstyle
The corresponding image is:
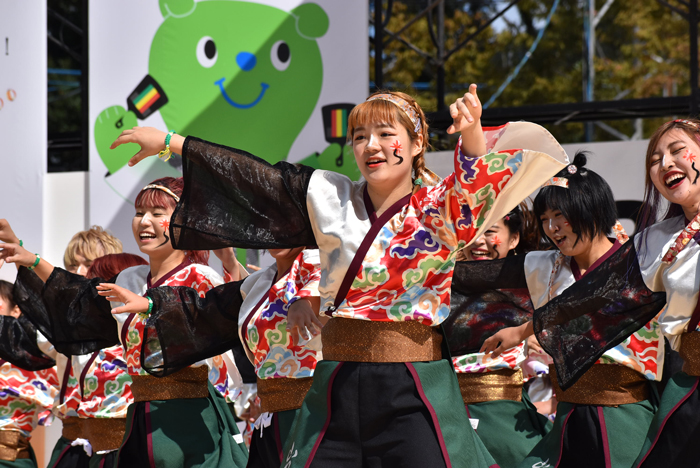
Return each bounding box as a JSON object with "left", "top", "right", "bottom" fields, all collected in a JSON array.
[
  {"left": 639, "top": 118, "right": 700, "bottom": 231},
  {"left": 135, "top": 177, "right": 209, "bottom": 266},
  {"left": 346, "top": 90, "right": 432, "bottom": 184},
  {"left": 533, "top": 151, "right": 617, "bottom": 248}
]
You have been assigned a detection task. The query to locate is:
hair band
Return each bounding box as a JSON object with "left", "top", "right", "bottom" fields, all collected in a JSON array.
[
  {"left": 366, "top": 94, "right": 422, "bottom": 134},
  {"left": 674, "top": 119, "right": 700, "bottom": 130},
  {"left": 142, "top": 184, "right": 181, "bottom": 203},
  {"left": 541, "top": 177, "right": 569, "bottom": 189}
]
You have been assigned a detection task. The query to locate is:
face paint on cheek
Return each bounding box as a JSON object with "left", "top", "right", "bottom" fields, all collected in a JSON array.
[
  {"left": 158, "top": 219, "right": 171, "bottom": 248},
  {"left": 564, "top": 221, "right": 570, "bottom": 226},
  {"left": 693, "top": 162, "right": 700, "bottom": 185},
  {"left": 390, "top": 140, "right": 404, "bottom": 165}
]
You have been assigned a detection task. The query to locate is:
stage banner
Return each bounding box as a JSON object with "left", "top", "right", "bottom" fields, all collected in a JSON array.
[
  {"left": 0, "top": 0, "right": 46, "bottom": 281},
  {"left": 89, "top": 0, "right": 368, "bottom": 259}
]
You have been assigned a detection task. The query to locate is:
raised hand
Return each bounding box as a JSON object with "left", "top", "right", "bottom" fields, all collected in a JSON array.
[
  {"left": 97, "top": 283, "right": 150, "bottom": 315},
  {"left": 446, "top": 84, "right": 483, "bottom": 135},
  {"left": 0, "top": 219, "right": 20, "bottom": 245},
  {"left": 110, "top": 127, "right": 186, "bottom": 167},
  {"left": 0, "top": 243, "right": 37, "bottom": 268}
]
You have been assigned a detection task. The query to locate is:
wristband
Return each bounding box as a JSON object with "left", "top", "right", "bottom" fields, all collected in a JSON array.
[
  {"left": 18, "top": 239, "right": 23, "bottom": 247},
  {"left": 157, "top": 130, "right": 177, "bottom": 162},
  {"left": 27, "top": 254, "right": 41, "bottom": 270},
  {"left": 143, "top": 296, "right": 154, "bottom": 317}
]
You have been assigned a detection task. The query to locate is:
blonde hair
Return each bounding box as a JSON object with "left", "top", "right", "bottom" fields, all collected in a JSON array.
[
  {"left": 347, "top": 90, "right": 432, "bottom": 183},
  {"left": 63, "top": 226, "right": 123, "bottom": 269}
]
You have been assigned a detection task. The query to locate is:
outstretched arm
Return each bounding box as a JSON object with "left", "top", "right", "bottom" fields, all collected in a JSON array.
[
  {"left": 480, "top": 321, "right": 534, "bottom": 358},
  {"left": 110, "top": 127, "right": 185, "bottom": 167}
]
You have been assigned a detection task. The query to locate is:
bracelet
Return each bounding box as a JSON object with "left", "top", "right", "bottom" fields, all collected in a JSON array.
[
  {"left": 27, "top": 254, "right": 41, "bottom": 270},
  {"left": 143, "top": 296, "right": 154, "bottom": 317},
  {"left": 157, "top": 130, "right": 177, "bottom": 162},
  {"left": 18, "top": 239, "right": 23, "bottom": 247}
]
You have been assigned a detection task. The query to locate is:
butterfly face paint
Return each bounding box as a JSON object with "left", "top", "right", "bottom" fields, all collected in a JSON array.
[{"left": 390, "top": 140, "right": 404, "bottom": 165}]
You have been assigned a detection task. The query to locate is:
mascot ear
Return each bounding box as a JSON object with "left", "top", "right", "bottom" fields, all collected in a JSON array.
[
  {"left": 292, "top": 3, "right": 329, "bottom": 39},
  {"left": 159, "top": 0, "right": 196, "bottom": 18}
]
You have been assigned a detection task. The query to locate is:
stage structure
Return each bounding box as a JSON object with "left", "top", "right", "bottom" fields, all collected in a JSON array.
[{"left": 0, "top": 0, "right": 47, "bottom": 282}]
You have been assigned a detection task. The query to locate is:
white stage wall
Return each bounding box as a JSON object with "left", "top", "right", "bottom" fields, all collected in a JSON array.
[{"left": 0, "top": 0, "right": 47, "bottom": 282}]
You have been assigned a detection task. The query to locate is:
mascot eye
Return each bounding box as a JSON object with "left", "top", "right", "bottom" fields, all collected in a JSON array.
[
  {"left": 270, "top": 40, "right": 291, "bottom": 71},
  {"left": 196, "top": 36, "right": 218, "bottom": 68}
]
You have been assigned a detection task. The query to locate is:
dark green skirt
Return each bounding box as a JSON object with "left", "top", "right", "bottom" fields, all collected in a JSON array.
[
  {"left": 115, "top": 382, "right": 248, "bottom": 468},
  {"left": 634, "top": 371, "right": 700, "bottom": 467},
  {"left": 518, "top": 397, "right": 657, "bottom": 468},
  {"left": 466, "top": 389, "right": 552, "bottom": 468},
  {"left": 46, "top": 436, "right": 115, "bottom": 468},
  {"left": 281, "top": 360, "right": 498, "bottom": 468}
]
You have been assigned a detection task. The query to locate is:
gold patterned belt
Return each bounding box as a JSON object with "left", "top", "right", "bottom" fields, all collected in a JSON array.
[
  {"left": 550, "top": 364, "right": 650, "bottom": 406},
  {"left": 61, "top": 417, "right": 126, "bottom": 452},
  {"left": 0, "top": 430, "right": 30, "bottom": 461},
  {"left": 679, "top": 331, "right": 700, "bottom": 376},
  {"left": 457, "top": 369, "right": 523, "bottom": 405},
  {"left": 130, "top": 366, "right": 209, "bottom": 402},
  {"left": 257, "top": 377, "right": 313, "bottom": 413},
  {"left": 321, "top": 317, "right": 443, "bottom": 363}
]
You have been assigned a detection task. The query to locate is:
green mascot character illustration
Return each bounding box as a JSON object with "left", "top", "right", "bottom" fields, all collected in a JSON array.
[{"left": 94, "top": 0, "right": 358, "bottom": 180}]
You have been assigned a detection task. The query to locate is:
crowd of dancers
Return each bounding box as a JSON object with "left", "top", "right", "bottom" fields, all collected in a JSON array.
[{"left": 0, "top": 85, "right": 698, "bottom": 467}]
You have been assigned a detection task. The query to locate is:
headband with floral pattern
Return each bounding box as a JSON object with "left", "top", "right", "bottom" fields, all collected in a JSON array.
[{"left": 366, "top": 94, "right": 422, "bottom": 134}]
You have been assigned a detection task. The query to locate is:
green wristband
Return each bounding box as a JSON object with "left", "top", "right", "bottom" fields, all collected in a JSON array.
[
  {"left": 27, "top": 254, "right": 41, "bottom": 271},
  {"left": 146, "top": 296, "right": 154, "bottom": 316},
  {"left": 18, "top": 239, "right": 23, "bottom": 247}
]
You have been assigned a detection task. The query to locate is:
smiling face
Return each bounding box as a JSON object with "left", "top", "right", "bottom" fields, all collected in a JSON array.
[
  {"left": 352, "top": 121, "right": 421, "bottom": 192},
  {"left": 539, "top": 208, "right": 594, "bottom": 257},
  {"left": 464, "top": 219, "right": 519, "bottom": 260},
  {"left": 649, "top": 129, "right": 700, "bottom": 217},
  {"left": 132, "top": 204, "right": 177, "bottom": 261}
]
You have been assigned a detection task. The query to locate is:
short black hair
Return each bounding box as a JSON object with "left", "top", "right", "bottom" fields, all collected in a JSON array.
[
  {"left": 533, "top": 151, "right": 617, "bottom": 248},
  {"left": 0, "top": 280, "right": 15, "bottom": 309}
]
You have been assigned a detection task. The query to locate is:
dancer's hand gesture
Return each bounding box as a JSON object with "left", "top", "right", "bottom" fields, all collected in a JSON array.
[
  {"left": 447, "top": 84, "right": 482, "bottom": 135},
  {"left": 287, "top": 297, "right": 323, "bottom": 346},
  {"left": 0, "top": 219, "right": 20, "bottom": 245},
  {"left": 110, "top": 127, "right": 185, "bottom": 167},
  {"left": 97, "top": 283, "right": 150, "bottom": 315},
  {"left": 480, "top": 321, "right": 533, "bottom": 358},
  {"left": 0, "top": 243, "right": 36, "bottom": 268}
]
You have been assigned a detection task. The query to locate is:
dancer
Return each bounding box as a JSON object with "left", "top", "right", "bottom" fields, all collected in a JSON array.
[
  {"left": 1, "top": 178, "right": 248, "bottom": 468},
  {"left": 631, "top": 118, "right": 700, "bottom": 467},
  {"left": 445, "top": 207, "right": 551, "bottom": 468},
  {"left": 0, "top": 221, "right": 129, "bottom": 468},
  {"left": 102, "top": 247, "right": 322, "bottom": 468},
  {"left": 481, "top": 153, "right": 665, "bottom": 468},
  {"left": 0, "top": 280, "right": 57, "bottom": 468},
  {"left": 110, "top": 85, "right": 569, "bottom": 467}
]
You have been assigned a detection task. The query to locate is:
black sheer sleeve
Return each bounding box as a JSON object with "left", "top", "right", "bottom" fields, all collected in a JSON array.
[
  {"left": 0, "top": 315, "right": 56, "bottom": 370},
  {"left": 534, "top": 241, "right": 666, "bottom": 390},
  {"left": 443, "top": 256, "right": 534, "bottom": 357},
  {"left": 171, "top": 137, "right": 316, "bottom": 250},
  {"left": 141, "top": 280, "right": 245, "bottom": 377},
  {"left": 13, "top": 266, "right": 119, "bottom": 355}
]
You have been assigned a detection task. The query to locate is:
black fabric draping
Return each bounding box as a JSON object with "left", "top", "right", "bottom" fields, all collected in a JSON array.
[
  {"left": 171, "top": 137, "right": 316, "bottom": 251},
  {"left": 13, "top": 266, "right": 118, "bottom": 356},
  {"left": 534, "top": 241, "right": 666, "bottom": 390},
  {"left": 443, "top": 256, "right": 533, "bottom": 357},
  {"left": 141, "top": 280, "right": 245, "bottom": 377},
  {"left": 0, "top": 314, "right": 56, "bottom": 370}
]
